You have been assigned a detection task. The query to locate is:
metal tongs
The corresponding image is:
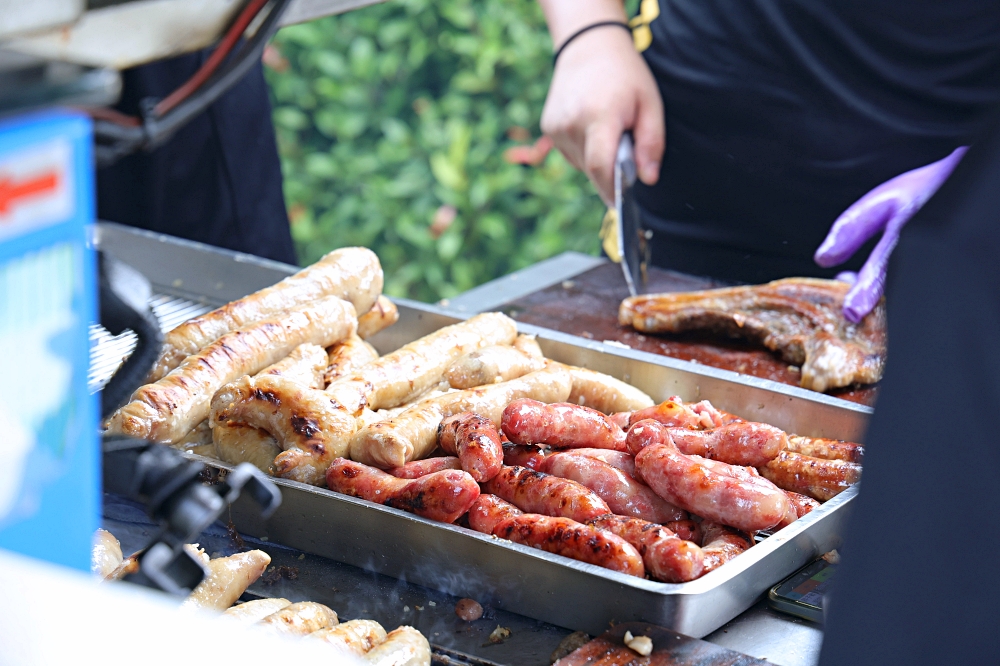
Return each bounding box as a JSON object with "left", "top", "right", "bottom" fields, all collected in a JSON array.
[{"left": 603, "top": 133, "right": 650, "bottom": 296}]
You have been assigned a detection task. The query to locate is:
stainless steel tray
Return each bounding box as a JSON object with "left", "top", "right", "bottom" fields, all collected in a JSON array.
[{"left": 95, "top": 222, "right": 868, "bottom": 638}]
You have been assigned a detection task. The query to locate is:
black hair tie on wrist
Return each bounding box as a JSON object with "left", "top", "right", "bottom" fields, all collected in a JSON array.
[{"left": 553, "top": 21, "right": 632, "bottom": 66}]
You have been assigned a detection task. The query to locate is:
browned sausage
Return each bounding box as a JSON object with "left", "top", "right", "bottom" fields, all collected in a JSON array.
[
  {"left": 467, "top": 495, "right": 645, "bottom": 578},
  {"left": 483, "top": 465, "right": 611, "bottom": 523},
  {"left": 665, "top": 519, "right": 702, "bottom": 544},
  {"left": 502, "top": 444, "right": 548, "bottom": 470},
  {"left": 758, "top": 450, "right": 862, "bottom": 501},
  {"left": 326, "top": 459, "right": 480, "bottom": 523},
  {"left": 501, "top": 399, "right": 626, "bottom": 451},
  {"left": 774, "top": 490, "right": 822, "bottom": 529},
  {"left": 588, "top": 514, "right": 704, "bottom": 583},
  {"left": 665, "top": 421, "right": 787, "bottom": 467},
  {"left": 437, "top": 412, "right": 504, "bottom": 482},
  {"left": 700, "top": 522, "right": 754, "bottom": 574},
  {"left": 786, "top": 435, "right": 865, "bottom": 463},
  {"left": 387, "top": 456, "right": 462, "bottom": 479}
]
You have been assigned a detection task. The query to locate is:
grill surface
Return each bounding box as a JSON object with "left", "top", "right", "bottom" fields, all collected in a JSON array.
[{"left": 88, "top": 293, "right": 210, "bottom": 391}]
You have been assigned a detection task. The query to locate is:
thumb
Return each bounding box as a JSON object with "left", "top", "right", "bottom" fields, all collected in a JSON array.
[{"left": 632, "top": 84, "right": 665, "bottom": 186}]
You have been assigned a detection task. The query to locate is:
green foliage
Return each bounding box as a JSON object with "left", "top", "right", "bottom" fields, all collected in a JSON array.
[{"left": 266, "top": 0, "right": 603, "bottom": 302}]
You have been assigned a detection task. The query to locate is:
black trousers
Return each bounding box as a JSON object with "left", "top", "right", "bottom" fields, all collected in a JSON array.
[
  {"left": 819, "top": 115, "right": 1000, "bottom": 664},
  {"left": 97, "top": 51, "right": 297, "bottom": 265}
]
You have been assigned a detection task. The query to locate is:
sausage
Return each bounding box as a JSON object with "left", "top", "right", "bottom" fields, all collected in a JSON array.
[
  {"left": 502, "top": 443, "right": 548, "bottom": 469},
  {"left": 629, "top": 398, "right": 715, "bottom": 430},
  {"left": 212, "top": 423, "right": 281, "bottom": 474},
  {"left": 437, "top": 412, "right": 504, "bottom": 482},
  {"left": 357, "top": 295, "right": 399, "bottom": 340},
  {"left": 173, "top": 420, "right": 214, "bottom": 453},
  {"left": 326, "top": 459, "right": 480, "bottom": 523},
  {"left": 512, "top": 334, "right": 544, "bottom": 357},
  {"left": 540, "top": 453, "right": 686, "bottom": 523},
  {"left": 774, "top": 491, "right": 822, "bottom": 529},
  {"left": 350, "top": 365, "right": 571, "bottom": 469},
  {"left": 443, "top": 343, "right": 547, "bottom": 389},
  {"left": 665, "top": 422, "right": 787, "bottom": 467},
  {"left": 786, "top": 435, "right": 865, "bottom": 463},
  {"left": 688, "top": 399, "right": 743, "bottom": 428},
  {"left": 259, "top": 343, "right": 328, "bottom": 389},
  {"left": 501, "top": 399, "right": 627, "bottom": 451},
  {"left": 222, "top": 598, "right": 291, "bottom": 624},
  {"left": 482, "top": 465, "right": 611, "bottom": 523},
  {"left": 562, "top": 449, "right": 636, "bottom": 477},
  {"left": 329, "top": 311, "right": 518, "bottom": 414},
  {"left": 625, "top": 417, "right": 673, "bottom": 456},
  {"left": 211, "top": 374, "right": 357, "bottom": 486},
  {"left": 310, "top": 619, "right": 388, "bottom": 656},
  {"left": 258, "top": 601, "right": 339, "bottom": 636},
  {"left": 387, "top": 456, "right": 462, "bottom": 479},
  {"left": 758, "top": 450, "right": 862, "bottom": 501},
  {"left": 361, "top": 626, "right": 431, "bottom": 666},
  {"left": 180, "top": 549, "right": 271, "bottom": 611},
  {"left": 148, "top": 246, "right": 382, "bottom": 382},
  {"left": 560, "top": 365, "right": 655, "bottom": 414},
  {"left": 700, "top": 522, "right": 754, "bottom": 574},
  {"left": 91, "top": 529, "right": 123, "bottom": 579},
  {"left": 587, "top": 514, "right": 704, "bottom": 583},
  {"left": 609, "top": 412, "right": 632, "bottom": 429},
  {"left": 466, "top": 495, "right": 645, "bottom": 578},
  {"left": 634, "top": 438, "right": 791, "bottom": 533},
  {"left": 108, "top": 296, "right": 357, "bottom": 444},
  {"left": 665, "top": 519, "right": 702, "bottom": 544},
  {"left": 325, "top": 335, "right": 380, "bottom": 385}
]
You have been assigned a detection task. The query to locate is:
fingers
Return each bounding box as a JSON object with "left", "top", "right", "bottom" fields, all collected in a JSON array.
[
  {"left": 633, "top": 82, "right": 665, "bottom": 186},
  {"left": 841, "top": 226, "right": 899, "bottom": 323},
  {"left": 584, "top": 121, "right": 625, "bottom": 204},
  {"left": 815, "top": 197, "right": 896, "bottom": 268}
]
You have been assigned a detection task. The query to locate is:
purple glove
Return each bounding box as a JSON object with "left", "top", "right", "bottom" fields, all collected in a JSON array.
[{"left": 814, "top": 146, "right": 968, "bottom": 323}]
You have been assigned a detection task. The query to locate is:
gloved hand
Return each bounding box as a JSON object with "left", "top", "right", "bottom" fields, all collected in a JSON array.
[{"left": 814, "top": 146, "right": 968, "bottom": 323}]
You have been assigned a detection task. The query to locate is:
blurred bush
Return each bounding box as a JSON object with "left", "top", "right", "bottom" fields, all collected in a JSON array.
[{"left": 265, "top": 0, "right": 604, "bottom": 302}]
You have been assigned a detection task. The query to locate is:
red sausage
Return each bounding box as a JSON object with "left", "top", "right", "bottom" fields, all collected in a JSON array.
[
  {"left": 565, "top": 448, "right": 636, "bottom": 477},
  {"left": 700, "top": 522, "right": 754, "bottom": 574},
  {"left": 588, "top": 514, "right": 704, "bottom": 583},
  {"left": 665, "top": 519, "right": 702, "bottom": 544},
  {"left": 758, "top": 451, "right": 862, "bottom": 501},
  {"left": 625, "top": 418, "right": 674, "bottom": 456},
  {"left": 629, "top": 399, "right": 709, "bottom": 429},
  {"left": 467, "top": 495, "right": 645, "bottom": 577},
  {"left": 483, "top": 465, "right": 611, "bottom": 523},
  {"left": 540, "top": 452, "right": 686, "bottom": 523},
  {"left": 635, "top": 441, "right": 790, "bottom": 533},
  {"left": 665, "top": 422, "right": 787, "bottom": 467},
  {"left": 438, "top": 412, "right": 504, "bottom": 482},
  {"left": 774, "top": 491, "right": 822, "bottom": 529},
  {"left": 502, "top": 443, "right": 548, "bottom": 469},
  {"left": 608, "top": 412, "right": 632, "bottom": 429},
  {"left": 501, "top": 399, "right": 627, "bottom": 451},
  {"left": 785, "top": 435, "right": 865, "bottom": 464},
  {"left": 326, "top": 459, "right": 480, "bottom": 523},
  {"left": 387, "top": 456, "right": 462, "bottom": 479}
]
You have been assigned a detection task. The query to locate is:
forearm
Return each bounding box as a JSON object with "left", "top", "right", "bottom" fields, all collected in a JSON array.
[{"left": 538, "top": 0, "right": 627, "bottom": 48}]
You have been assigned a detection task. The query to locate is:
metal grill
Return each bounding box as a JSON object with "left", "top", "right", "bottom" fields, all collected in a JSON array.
[{"left": 88, "top": 293, "right": 211, "bottom": 392}]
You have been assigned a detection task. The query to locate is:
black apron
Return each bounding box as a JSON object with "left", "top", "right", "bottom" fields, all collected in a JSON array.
[
  {"left": 818, "top": 112, "right": 1000, "bottom": 663},
  {"left": 636, "top": 0, "right": 1000, "bottom": 282},
  {"left": 96, "top": 50, "right": 297, "bottom": 265}
]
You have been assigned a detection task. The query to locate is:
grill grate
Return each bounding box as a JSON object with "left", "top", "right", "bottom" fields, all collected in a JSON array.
[{"left": 88, "top": 293, "right": 211, "bottom": 392}]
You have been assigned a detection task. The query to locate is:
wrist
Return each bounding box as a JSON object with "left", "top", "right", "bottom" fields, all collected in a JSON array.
[{"left": 539, "top": 0, "right": 627, "bottom": 46}]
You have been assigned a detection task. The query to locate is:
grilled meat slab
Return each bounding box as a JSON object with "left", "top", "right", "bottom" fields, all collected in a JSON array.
[{"left": 619, "top": 278, "right": 886, "bottom": 392}]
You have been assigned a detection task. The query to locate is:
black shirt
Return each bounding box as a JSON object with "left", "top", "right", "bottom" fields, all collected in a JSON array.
[{"left": 637, "top": 0, "right": 1000, "bottom": 281}]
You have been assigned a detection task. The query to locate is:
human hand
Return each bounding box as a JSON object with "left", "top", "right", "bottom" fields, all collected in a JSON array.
[
  {"left": 815, "top": 146, "right": 967, "bottom": 323},
  {"left": 540, "top": 23, "right": 664, "bottom": 203}
]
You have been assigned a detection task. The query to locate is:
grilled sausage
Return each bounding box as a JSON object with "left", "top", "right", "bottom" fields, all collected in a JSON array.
[
  {"left": 108, "top": 296, "right": 357, "bottom": 444},
  {"left": 259, "top": 343, "right": 328, "bottom": 388},
  {"left": 443, "top": 342, "right": 547, "bottom": 389},
  {"left": 786, "top": 435, "right": 864, "bottom": 463},
  {"left": 625, "top": 416, "right": 673, "bottom": 455},
  {"left": 467, "top": 495, "right": 645, "bottom": 578},
  {"left": 501, "top": 399, "right": 627, "bottom": 451},
  {"left": 326, "top": 459, "right": 480, "bottom": 523},
  {"left": 774, "top": 490, "right": 822, "bottom": 529},
  {"left": 629, "top": 398, "right": 715, "bottom": 430},
  {"left": 634, "top": 433, "right": 790, "bottom": 532},
  {"left": 258, "top": 601, "right": 339, "bottom": 636},
  {"left": 350, "top": 365, "right": 571, "bottom": 469},
  {"left": 387, "top": 456, "right": 462, "bottom": 479},
  {"left": 222, "top": 598, "right": 291, "bottom": 624},
  {"left": 325, "top": 335, "right": 380, "bottom": 386},
  {"left": 357, "top": 295, "right": 399, "bottom": 339},
  {"left": 540, "top": 453, "right": 686, "bottom": 523},
  {"left": 665, "top": 422, "right": 787, "bottom": 467},
  {"left": 483, "top": 465, "right": 611, "bottom": 523},
  {"left": 361, "top": 626, "right": 431, "bottom": 666},
  {"left": 181, "top": 549, "right": 271, "bottom": 611},
  {"left": 758, "top": 450, "right": 861, "bottom": 501},
  {"left": 211, "top": 374, "right": 358, "bottom": 485},
  {"left": 310, "top": 619, "right": 389, "bottom": 656},
  {"left": 561, "top": 365, "right": 654, "bottom": 414},
  {"left": 700, "top": 522, "right": 754, "bottom": 574},
  {"left": 665, "top": 519, "right": 702, "bottom": 544},
  {"left": 502, "top": 443, "right": 548, "bottom": 469},
  {"left": 91, "top": 529, "right": 123, "bottom": 579},
  {"left": 148, "top": 246, "right": 381, "bottom": 382},
  {"left": 587, "top": 514, "right": 704, "bottom": 583},
  {"left": 565, "top": 448, "right": 636, "bottom": 477},
  {"left": 437, "top": 412, "right": 504, "bottom": 482}
]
